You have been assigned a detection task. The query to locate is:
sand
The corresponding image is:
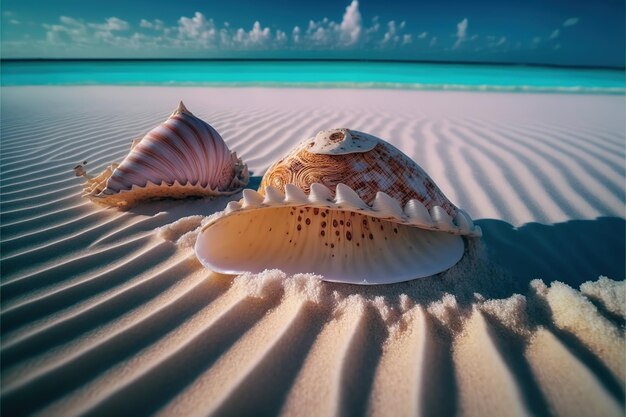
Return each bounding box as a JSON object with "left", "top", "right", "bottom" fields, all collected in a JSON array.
[{"left": 1, "top": 86, "right": 624, "bottom": 417}]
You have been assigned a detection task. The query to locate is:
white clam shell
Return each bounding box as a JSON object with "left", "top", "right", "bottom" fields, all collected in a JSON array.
[
  {"left": 195, "top": 128, "right": 481, "bottom": 285},
  {"left": 195, "top": 183, "right": 481, "bottom": 285},
  {"left": 80, "top": 102, "right": 249, "bottom": 207}
]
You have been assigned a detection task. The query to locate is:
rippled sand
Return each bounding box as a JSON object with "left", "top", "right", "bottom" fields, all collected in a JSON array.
[{"left": 1, "top": 86, "right": 624, "bottom": 417}]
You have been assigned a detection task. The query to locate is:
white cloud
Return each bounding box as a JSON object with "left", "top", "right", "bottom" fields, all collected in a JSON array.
[
  {"left": 339, "top": 0, "right": 362, "bottom": 46},
  {"left": 453, "top": 18, "right": 468, "bottom": 49},
  {"left": 9, "top": 19, "right": 20, "bottom": 25},
  {"left": 562, "top": 17, "right": 579, "bottom": 27},
  {"left": 276, "top": 30, "right": 287, "bottom": 43},
  {"left": 298, "top": 0, "right": 404, "bottom": 49},
  {"left": 27, "top": 2, "right": 418, "bottom": 56},
  {"left": 178, "top": 12, "right": 214, "bottom": 41},
  {"left": 495, "top": 36, "right": 506, "bottom": 46},
  {"left": 44, "top": 17, "right": 88, "bottom": 44},
  {"left": 550, "top": 29, "right": 560, "bottom": 39},
  {"left": 59, "top": 16, "right": 82, "bottom": 27},
  {"left": 381, "top": 21, "right": 398, "bottom": 45},
  {"left": 365, "top": 22, "right": 380, "bottom": 35},
  {"left": 88, "top": 17, "right": 129, "bottom": 32},
  {"left": 140, "top": 19, "right": 164, "bottom": 30},
  {"left": 292, "top": 26, "right": 301, "bottom": 43},
  {"left": 429, "top": 36, "right": 437, "bottom": 47},
  {"left": 554, "top": 43, "right": 561, "bottom": 50},
  {"left": 248, "top": 21, "right": 271, "bottom": 45}
]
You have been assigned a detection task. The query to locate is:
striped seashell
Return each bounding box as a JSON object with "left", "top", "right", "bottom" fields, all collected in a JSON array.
[
  {"left": 195, "top": 128, "right": 480, "bottom": 285},
  {"left": 77, "top": 102, "right": 249, "bottom": 207}
]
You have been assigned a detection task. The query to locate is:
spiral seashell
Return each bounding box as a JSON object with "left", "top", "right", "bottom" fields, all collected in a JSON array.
[
  {"left": 78, "top": 102, "right": 249, "bottom": 207},
  {"left": 195, "top": 128, "right": 481, "bottom": 285}
]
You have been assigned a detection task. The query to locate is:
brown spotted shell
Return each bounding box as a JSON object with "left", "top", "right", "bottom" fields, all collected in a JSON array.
[
  {"left": 195, "top": 128, "right": 481, "bottom": 285},
  {"left": 259, "top": 128, "right": 457, "bottom": 216}
]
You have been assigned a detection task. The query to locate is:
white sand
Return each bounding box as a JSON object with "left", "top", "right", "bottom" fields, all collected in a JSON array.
[{"left": 1, "top": 86, "right": 624, "bottom": 416}]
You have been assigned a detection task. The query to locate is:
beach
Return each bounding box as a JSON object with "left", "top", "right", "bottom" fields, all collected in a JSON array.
[{"left": 1, "top": 86, "right": 624, "bottom": 416}]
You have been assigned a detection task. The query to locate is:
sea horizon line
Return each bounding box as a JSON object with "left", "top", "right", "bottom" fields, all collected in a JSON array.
[{"left": 1, "top": 57, "right": 624, "bottom": 71}]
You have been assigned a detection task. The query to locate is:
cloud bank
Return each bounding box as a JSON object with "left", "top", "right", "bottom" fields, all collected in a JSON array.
[{"left": 0, "top": 2, "right": 582, "bottom": 58}]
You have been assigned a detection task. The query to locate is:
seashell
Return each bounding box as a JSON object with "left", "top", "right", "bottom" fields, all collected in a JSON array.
[
  {"left": 195, "top": 128, "right": 481, "bottom": 285},
  {"left": 76, "top": 102, "right": 249, "bottom": 208}
]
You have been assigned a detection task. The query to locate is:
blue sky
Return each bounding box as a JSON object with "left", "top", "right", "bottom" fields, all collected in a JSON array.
[{"left": 1, "top": 0, "right": 624, "bottom": 67}]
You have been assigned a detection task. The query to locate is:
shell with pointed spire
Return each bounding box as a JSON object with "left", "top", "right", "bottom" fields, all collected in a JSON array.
[
  {"left": 195, "top": 128, "right": 481, "bottom": 285},
  {"left": 79, "top": 102, "right": 249, "bottom": 207}
]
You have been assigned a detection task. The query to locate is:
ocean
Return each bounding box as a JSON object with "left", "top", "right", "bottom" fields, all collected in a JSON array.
[{"left": 1, "top": 60, "right": 624, "bottom": 94}]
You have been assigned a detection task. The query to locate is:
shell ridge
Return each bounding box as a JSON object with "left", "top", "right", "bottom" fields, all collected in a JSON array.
[
  {"left": 173, "top": 113, "right": 213, "bottom": 187},
  {"left": 148, "top": 125, "right": 192, "bottom": 184},
  {"left": 187, "top": 114, "right": 222, "bottom": 186},
  {"left": 164, "top": 116, "right": 204, "bottom": 186}
]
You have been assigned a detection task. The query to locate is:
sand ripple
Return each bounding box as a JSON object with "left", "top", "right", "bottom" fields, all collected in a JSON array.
[{"left": 1, "top": 87, "right": 624, "bottom": 417}]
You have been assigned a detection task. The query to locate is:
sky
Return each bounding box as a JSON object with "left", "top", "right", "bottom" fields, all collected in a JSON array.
[{"left": 1, "top": 0, "right": 624, "bottom": 67}]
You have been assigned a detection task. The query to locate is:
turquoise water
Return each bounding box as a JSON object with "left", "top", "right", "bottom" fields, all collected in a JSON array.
[{"left": 2, "top": 60, "right": 624, "bottom": 93}]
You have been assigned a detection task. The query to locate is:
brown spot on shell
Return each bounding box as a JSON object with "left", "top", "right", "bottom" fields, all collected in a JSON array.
[
  {"left": 329, "top": 131, "right": 345, "bottom": 142},
  {"left": 305, "top": 218, "right": 311, "bottom": 225}
]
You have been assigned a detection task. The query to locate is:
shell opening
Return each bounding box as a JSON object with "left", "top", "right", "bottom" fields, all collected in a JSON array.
[{"left": 195, "top": 206, "right": 464, "bottom": 285}]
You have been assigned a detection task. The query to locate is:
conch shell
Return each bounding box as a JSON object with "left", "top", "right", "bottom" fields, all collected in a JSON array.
[
  {"left": 195, "top": 128, "right": 481, "bottom": 285},
  {"left": 76, "top": 102, "right": 248, "bottom": 207}
]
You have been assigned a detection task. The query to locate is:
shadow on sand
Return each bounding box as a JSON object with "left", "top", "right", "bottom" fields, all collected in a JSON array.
[{"left": 478, "top": 216, "right": 625, "bottom": 289}]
